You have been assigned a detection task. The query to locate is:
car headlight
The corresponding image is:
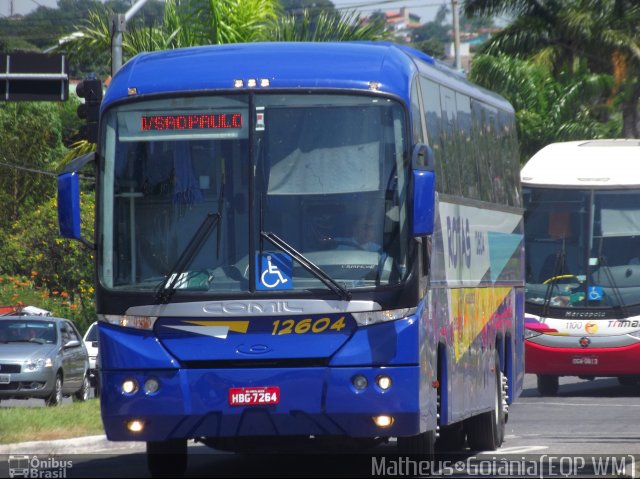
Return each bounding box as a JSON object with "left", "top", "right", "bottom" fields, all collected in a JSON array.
[
  {"left": 351, "top": 308, "right": 416, "bottom": 326},
  {"left": 23, "top": 358, "right": 53, "bottom": 371}
]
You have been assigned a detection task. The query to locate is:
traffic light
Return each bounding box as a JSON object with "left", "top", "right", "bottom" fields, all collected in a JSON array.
[{"left": 76, "top": 76, "right": 103, "bottom": 143}]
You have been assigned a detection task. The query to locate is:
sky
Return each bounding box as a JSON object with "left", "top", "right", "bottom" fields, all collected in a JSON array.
[
  {"left": 1, "top": 0, "right": 59, "bottom": 17},
  {"left": 1, "top": 0, "right": 446, "bottom": 23}
]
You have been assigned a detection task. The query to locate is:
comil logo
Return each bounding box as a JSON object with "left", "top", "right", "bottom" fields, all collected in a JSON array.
[{"left": 8, "top": 455, "right": 72, "bottom": 478}]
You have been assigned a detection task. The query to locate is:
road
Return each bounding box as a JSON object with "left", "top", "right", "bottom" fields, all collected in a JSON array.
[{"left": 1, "top": 374, "right": 638, "bottom": 478}]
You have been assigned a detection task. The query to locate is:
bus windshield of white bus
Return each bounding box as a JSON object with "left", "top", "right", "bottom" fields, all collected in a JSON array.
[
  {"left": 98, "top": 93, "right": 410, "bottom": 294},
  {"left": 524, "top": 187, "right": 640, "bottom": 309}
]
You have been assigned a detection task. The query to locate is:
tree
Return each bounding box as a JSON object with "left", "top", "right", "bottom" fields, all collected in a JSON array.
[
  {"left": 469, "top": 53, "right": 618, "bottom": 161},
  {"left": 410, "top": 4, "right": 449, "bottom": 59},
  {"left": 463, "top": 0, "right": 640, "bottom": 138},
  {"left": 55, "top": 0, "right": 387, "bottom": 68},
  {"left": 0, "top": 191, "right": 96, "bottom": 330},
  {"left": 269, "top": 9, "right": 388, "bottom": 42},
  {"left": 0, "top": 102, "right": 67, "bottom": 231}
]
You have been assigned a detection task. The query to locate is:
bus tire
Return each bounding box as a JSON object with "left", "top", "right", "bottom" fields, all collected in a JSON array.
[
  {"left": 465, "top": 354, "right": 506, "bottom": 451},
  {"left": 146, "top": 440, "right": 188, "bottom": 478},
  {"left": 617, "top": 375, "right": 640, "bottom": 386},
  {"left": 397, "top": 430, "right": 436, "bottom": 458},
  {"left": 537, "top": 374, "right": 559, "bottom": 396}
]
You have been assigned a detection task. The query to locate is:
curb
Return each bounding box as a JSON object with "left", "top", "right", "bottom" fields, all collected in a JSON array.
[{"left": 0, "top": 435, "right": 145, "bottom": 455}]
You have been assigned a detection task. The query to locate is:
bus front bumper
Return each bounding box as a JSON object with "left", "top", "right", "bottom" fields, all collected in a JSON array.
[
  {"left": 525, "top": 339, "right": 640, "bottom": 376},
  {"left": 100, "top": 365, "right": 424, "bottom": 442}
]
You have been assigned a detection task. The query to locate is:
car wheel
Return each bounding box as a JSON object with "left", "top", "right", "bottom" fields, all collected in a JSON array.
[
  {"left": 73, "top": 374, "right": 90, "bottom": 402},
  {"left": 46, "top": 374, "right": 63, "bottom": 407}
]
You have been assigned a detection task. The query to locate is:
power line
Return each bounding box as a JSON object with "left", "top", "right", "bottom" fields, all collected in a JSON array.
[
  {"left": 0, "top": 159, "right": 57, "bottom": 177},
  {"left": 0, "top": 159, "right": 95, "bottom": 182}
]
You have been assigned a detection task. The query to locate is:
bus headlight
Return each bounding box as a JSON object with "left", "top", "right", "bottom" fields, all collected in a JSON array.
[
  {"left": 524, "top": 328, "right": 542, "bottom": 340},
  {"left": 351, "top": 308, "right": 416, "bottom": 326},
  {"left": 122, "top": 379, "right": 139, "bottom": 395},
  {"left": 99, "top": 314, "right": 157, "bottom": 330}
]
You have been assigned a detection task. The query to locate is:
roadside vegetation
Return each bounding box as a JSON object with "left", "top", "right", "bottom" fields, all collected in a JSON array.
[
  {"left": 0, "top": 399, "right": 102, "bottom": 444},
  {"left": 0, "top": 2, "right": 637, "bottom": 332}
]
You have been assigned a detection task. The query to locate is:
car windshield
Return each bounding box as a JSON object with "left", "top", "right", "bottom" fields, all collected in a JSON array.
[
  {"left": 85, "top": 323, "right": 97, "bottom": 342},
  {"left": 0, "top": 320, "right": 57, "bottom": 344},
  {"left": 99, "top": 93, "right": 410, "bottom": 294},
  {"left": 524, "top": 186, "right": 640, "bottom": 309}
]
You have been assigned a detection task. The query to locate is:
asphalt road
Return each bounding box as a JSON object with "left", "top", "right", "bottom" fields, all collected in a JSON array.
[{"left": 1, "top": 374, "right": 638, "bottom": 478}]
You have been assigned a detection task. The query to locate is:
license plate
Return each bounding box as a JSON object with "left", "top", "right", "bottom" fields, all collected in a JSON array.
[
  {"left": 228, "top": 386, "right": 280, "bottom": 406},
  {"left": 572, "top": 356, "right": 598, "bottom": 365},
  {"left": 0, "top": 374, "right": 10, "bottom": 384}
]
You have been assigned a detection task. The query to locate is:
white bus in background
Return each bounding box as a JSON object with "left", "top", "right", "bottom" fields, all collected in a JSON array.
[{"left": 522, "top": 139, "right": 640, "bottom": 395}]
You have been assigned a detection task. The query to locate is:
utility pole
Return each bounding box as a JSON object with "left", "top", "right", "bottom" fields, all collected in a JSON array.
[
  {"left": 451, "top": 0, "right": 462, "bottom": 71},
  {"left": 111, "top": 0, "right": 150, "bottom": 76}
]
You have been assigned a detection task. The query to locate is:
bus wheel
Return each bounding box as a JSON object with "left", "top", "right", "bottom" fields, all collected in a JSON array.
[
  {"left": 146, "top": 440, "right": 187, "bottom": 478},
  {"left": 618, "top": 375, "right": 640, "bottom": 386},
  {"left": 465, "top": 353, "right": 506, "bottom": 451},
  {"left": 397, "top": 430, "right": 436, "bottom": 458},
  {"left": 537, "top": 374, "right": 559, "bottom": 396}
]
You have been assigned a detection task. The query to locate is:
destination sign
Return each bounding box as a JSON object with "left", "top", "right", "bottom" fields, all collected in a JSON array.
[{"left": 140, "top": 113, "right": 243, "bottom": 131}]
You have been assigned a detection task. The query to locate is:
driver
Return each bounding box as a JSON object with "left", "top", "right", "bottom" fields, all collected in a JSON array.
[{"left": 339, "top": 217, "right": 382, "bottom": 252}]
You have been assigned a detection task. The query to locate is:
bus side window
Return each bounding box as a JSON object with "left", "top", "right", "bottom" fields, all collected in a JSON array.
[
  {"left": 440, "top": 86, "right": 461, "bottom": 196},
  {"left": 456, "top": 92, "right": 478, "bottom": 200},
  {"left": 419, "top": 77, "right": 446, "bottom": 193}
]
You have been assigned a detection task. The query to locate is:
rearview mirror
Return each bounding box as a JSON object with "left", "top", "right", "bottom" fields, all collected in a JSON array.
[{"left": 411, "top": 144, "right": 436, "bottom": 236}]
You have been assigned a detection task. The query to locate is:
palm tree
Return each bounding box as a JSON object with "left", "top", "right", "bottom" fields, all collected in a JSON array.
[
  {"left": 268, "top": 9, "right": 388, "bottom": 42},
  {"left": 469, "top": 53, "right": 617, "bottom": 160},
  {"left": 463, "top": 0, "right": 640, "bottom": 137},
  {"left": 59, "top": 0, "right": 279, "bottom": 61},
  {"left": 57, "top": 0, "right": 387, "bottom": 68}
]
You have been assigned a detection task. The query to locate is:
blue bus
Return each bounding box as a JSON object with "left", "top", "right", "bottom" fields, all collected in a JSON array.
[{"left": 58, "top": 42, "right": 524, "bottom": 476}]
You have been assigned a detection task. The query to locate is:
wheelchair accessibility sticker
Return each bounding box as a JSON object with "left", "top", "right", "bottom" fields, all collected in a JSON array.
[
  {"left": 588, "top": 286, "right": 604, "bottom": 301},
  {"left": 256, "top": 252, "right": 293, "bottom": 290}
]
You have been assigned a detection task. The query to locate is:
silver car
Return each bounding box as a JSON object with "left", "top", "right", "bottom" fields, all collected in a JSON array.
[{"left": 0, "top": 315, "right": 90, "bottom": 406}]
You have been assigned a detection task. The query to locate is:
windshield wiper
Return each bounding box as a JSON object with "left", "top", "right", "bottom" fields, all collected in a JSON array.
[
  {"left": 597, "top": 256, "right": 628, "bottom": 317},
  {"left": 155, "top": 173, "right": 226, "bottom": 304},
  {"left": 542, "top": 247, "right": 567, "bottom": 317},
  {"left": 260, "top": 231, "right": 352, "bottom": 301},
  {"left": 155, "top": 212, "right": 221, "bottom": 304}
]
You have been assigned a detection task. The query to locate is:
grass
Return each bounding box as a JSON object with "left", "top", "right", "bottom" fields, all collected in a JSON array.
[{"left": 0, "top": 399, "right": 103, "bottom": 444}]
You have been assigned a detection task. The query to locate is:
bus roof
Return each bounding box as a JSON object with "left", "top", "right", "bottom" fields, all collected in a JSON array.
[
  {"left": 103, "top": 42, "right": 510, "bottom": 111},
  {"left": 521, "top": 139, "right": 640, "bottom": 188}
]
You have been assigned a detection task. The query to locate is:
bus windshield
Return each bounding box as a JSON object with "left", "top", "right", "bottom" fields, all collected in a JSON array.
[
  {"left": 98, "top": 93, "right": 410, "bottom": 294},
  {"left": 524, "top": 186, "right": 640, "bottom": 309}
]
